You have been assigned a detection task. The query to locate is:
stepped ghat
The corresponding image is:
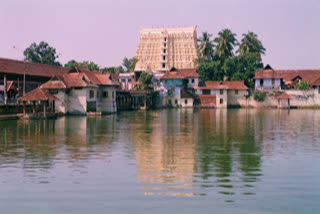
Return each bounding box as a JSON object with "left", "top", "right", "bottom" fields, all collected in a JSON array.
[{"left": 134, "top": 26, "right": 198, "bottom": 71}]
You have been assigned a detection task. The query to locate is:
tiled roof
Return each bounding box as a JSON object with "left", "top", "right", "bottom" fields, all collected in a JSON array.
[
  {"left": 40, "top": 68, "right": 119, "bottom": 89},
  {"left": 254, "top": 65, "right": 320, "bottom": 86},
  {"left": 40, "top": 79, "right": 67, "bottom": 89},
  {"left": 196, "top": 95, "right": 216, "bottom": 107},
  {"left": 178, "top": 68, "right": 200, "bottom": 78},
  {"left": 18, "top": 88, "right": 58, "bottom": 101},
  {"left": 277, "top": 92, "right": 291, "bottom": 99},
  {"left": 161, "top": 68, "right": 200, "bottom": 80},
  {"left": 0, "top": 58, "right": 69, "bottom": 77},
  {"left": 195, "top": 81, "right": 248, "bottom": 90},
  {"left": 161, "top": 71, "right": 185, "bottom": 80},
  {"left": 311, "top": 77, "right": 320, "bottom": 86}
]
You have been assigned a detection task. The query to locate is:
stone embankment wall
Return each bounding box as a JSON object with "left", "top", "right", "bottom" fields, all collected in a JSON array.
[{"left": 247, "top": 89, "right": 320, "bottom": 108}]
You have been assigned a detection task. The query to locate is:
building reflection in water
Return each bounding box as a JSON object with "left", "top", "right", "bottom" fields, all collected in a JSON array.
[{"left": 134, "top": 109, "right": 197, "bottom": 197}]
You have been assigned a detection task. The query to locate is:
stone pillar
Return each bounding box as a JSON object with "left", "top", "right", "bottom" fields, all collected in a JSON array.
[{"left": 4, "top": 74, "right": 7, "bottom": 104}]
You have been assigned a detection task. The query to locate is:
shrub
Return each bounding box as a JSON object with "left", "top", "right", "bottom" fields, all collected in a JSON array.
[
  {"left": 253, "top": 91, "right": 267, "bottom": 102},
  {"left": 294, "top": 81, "right": 310, "bottom": 91}
]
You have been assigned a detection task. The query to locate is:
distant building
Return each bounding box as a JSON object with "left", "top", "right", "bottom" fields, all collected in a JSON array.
[
  {"left": 19, "top": 67, "right": 119, "bottom": 115},
  {"left": 134, "top": 26, "right": 198, "bottom": 71},
  {"left": 193, "top": 81, "right": 248, "bottom": 108},
  {"left": 254, "top": 64, "right": 320, "bottom": 91},
  {"left": 160, "top": 67, "right": 200, "bottom": 107}
]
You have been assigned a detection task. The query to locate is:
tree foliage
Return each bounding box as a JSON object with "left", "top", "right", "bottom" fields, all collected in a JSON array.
[
  {"left": 197, "top": 29, "right": 265, "bottom": 88},
  {"left": 24, "top": 41, "right": 61, "bottom": 66},
  {"left": 294, "top": 81, "right": 310, "bottom": 91},
  {"left": 253, "top": 91, "right": 267, "bottom": 102},
  {"left": 135, "top": 72, "right": 153, "bottom": 90},
  {"left": 122, "top": 57, "right": 138, "bottom": 72},
  {"left": 238, "top": 32, "right": 266, "bottom": 56},
  {"left": 214, "top": 29, "right": 238, "bottom": 60},
  {"left": 197, "top": 32, "right": 214, "bottom": 61},
  {"left": 64, "top": 60, "right": 100, "bottom": 71}
]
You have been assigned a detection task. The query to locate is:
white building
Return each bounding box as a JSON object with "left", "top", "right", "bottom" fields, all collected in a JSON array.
[{"left": 39, "top": 67, "right": 119, "bottom": 115}]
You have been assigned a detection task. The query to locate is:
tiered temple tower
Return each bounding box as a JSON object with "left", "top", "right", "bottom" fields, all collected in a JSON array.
[{"left": 134, "top": 26, "right": 198, "bottom": 71}]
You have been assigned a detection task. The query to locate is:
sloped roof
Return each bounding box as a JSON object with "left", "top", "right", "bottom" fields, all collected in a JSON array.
[
  {"left": 195, "top": 81, "right": 248, "bottom": 90},
  {"left": 0, "top": 58, "right": 69, "bottom": 77},
  {"left": 277, "top": 92, "right": 291, "bottom": 99},
  {"left": 18, "top": 88, "right": 58, "bottom": 101},
  {"left": 40, "top": 68, "right": 119, "bottom": 89},
  {"left": 254, "top": 65, "right": 320, "bottom": 86},
  {"left": 161, "top": 68, "right": 200, "bottom": 80},
  {"left": 161, "top": 71, "right": 185, "bottom": 80},
  {"left": 178, "top": 68, "right": 200, "bottom": 78},
  {"left": 196, "top": 95, "right": 216, "bottom": 107}
]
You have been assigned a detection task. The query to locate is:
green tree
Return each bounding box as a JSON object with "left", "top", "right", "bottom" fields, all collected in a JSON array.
[
  {"left": 64, "top": 60, "right": 78, "bottom": 68},
  {"left": 238, "top": 32, "right": 266, "bottom": 56},
  {"left": 64, "top": 60, "right": 100, "bottom": 71},
  {"left": 223, "top": 53, "right": 263, "bottom": 87},
  {"left": 214, "top": 29, "right": 238, "bottom": 60},
  {"left": 294, "top": 81, "right": 310, "bottom": 91},
  {"left": 101, "top": 66, "right": 125, "bottom": 74},
  {"left": 197, "top": 32, "right": 214, "bottom": 61},
  {"left": 197, "top": 60, "right": 224, "bottom": 81},
  {"left": 138, "top": 72, "right": 153, "bottom": 90},
  {"left": 24, "top": 41, "right": 61, "bottom": 66},
  {"left": 122, "top": 57, "right": 138, "bottom": 72}
]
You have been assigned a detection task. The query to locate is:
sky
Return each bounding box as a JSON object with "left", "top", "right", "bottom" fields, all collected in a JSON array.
[{"left": 0, "top": 0, "right": 319, "bottom": 69}]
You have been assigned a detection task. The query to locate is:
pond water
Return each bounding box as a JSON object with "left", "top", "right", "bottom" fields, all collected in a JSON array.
[{"left": 0, "top": 109, "right": 320, "bottom": 214}]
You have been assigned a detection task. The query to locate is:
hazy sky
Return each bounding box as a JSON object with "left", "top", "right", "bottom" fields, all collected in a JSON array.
[{"left": 1, "top": 0, "right": 319, "bottom": 69}]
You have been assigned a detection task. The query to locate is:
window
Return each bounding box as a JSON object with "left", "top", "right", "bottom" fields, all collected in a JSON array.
[
  {"left": 121, "top": 79, "right": 126, "bottom": 82},
  {"left": 319, "top": 87, "right": 320, "bottom": 94},
  {"left": 272, "top": 79, "right": 275, "bottom": 85},
  {"left": 162, "top": 63, "right": 165, "bottom": 68},
  {"left": 220, "top": 99, "right": 223, "bottom": 104},
  {"left": 163, "top": 49, "right": 166, "bottom": 54},
  {"left": 175, "top": 100, "right": 178, "bottom": 104},
  {"left": 260, "top": 79, "right": 264, "bottom": 86},
  {"left": 164, "top": 43, "right": 166, "bottom": 47},
  {"left": 191, "top": 79, "right": 195, "bottom": 83},
  {"left": 97, "top": 91, "right": 100, "bottom": 98},
  {"left": 203, "top": 89, "right": 210, "bottom": 95},
  {"left": 112, "top": 91, "right": 114, "bottom": 98},
  {"left": 164, "top": 37, "right": 167, "bottom": 41},
  {"left": 185, "top": 99, "right": 188, "bottom": 104},
  {"left": 163, "top": 56, "right": 166, "bottom": 60},
  {"left": 220, "top": 89, "right": 223, "bottom": 95},
  {"left": 103, "top": 91, "right": 108, "bottom": 98},
  {"left": 168, "top": 99, "right": 172, "bottom": 105},
  {"left": 89, "top": 90, "right": 94, "bottom": 98},
  {"left": 235, "top": 90, "right": 239, "bottom": 95},
  {"left": 171, "top": 88, "right": 175, "bottom": 92}
]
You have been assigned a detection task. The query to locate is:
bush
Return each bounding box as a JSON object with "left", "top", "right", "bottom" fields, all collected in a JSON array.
[
  {"left": 253, "top": 91, "right": 267, "bottom": 102},
  {"left": 294, "top": 81, "right": 310, "bottom": 91}
]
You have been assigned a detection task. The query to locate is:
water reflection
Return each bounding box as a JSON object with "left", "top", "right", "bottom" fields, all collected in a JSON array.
[{"left": 0, "top": 109, "right": 320, "bottom": 204}]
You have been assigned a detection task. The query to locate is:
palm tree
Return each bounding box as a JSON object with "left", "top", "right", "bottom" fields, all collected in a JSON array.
[
  {"left": 214, "top": 29, "right": 238, "bottom": 60},
  {"left": 197, "top": 32, "right": 214, "bottom": 60},
  {"left": 238, "top": 32, "right": 266, "bottom": 56}
]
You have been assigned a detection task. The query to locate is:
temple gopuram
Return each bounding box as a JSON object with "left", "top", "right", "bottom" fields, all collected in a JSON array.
[{"left": 134, "top": 26, "right": 198, "bottom": 71}]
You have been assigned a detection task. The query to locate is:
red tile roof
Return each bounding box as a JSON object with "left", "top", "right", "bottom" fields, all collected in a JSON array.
[
  {"left": 18, "top": 88, "right": 58, "bottom": 101},
  {"left": 196, "top": 95, "right": 216, "bottom": 107},
  {"left": 40, "top": 68, "right": 119, "bottom": 89},
  {"left": 178, "top": 68, "right": 200, "bottom": 78},
  {"left": 277, "top": 92, "right": 291, "bottom": 99},
  {"left": 255, "top": 65, "right": 320, "bottom": 86},
  {"left": 0, "top": 58, "right": 69, "bottom": 77},
  {"left": 194, "top": 81, "right": 248, "bottom": 90},
  {"left": 161, "top": 68, "right": 200, "bottom": 80}
]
